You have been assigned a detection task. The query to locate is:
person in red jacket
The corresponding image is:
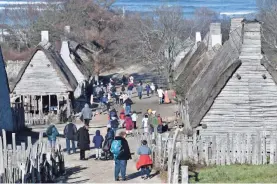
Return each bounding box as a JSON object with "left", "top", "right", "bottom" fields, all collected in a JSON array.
[
  {"left": 136, "top": 140, "right": 153, "bottom": 179},
  {"left": 124, "top": 114, "right": 133, "bottom": 136}
]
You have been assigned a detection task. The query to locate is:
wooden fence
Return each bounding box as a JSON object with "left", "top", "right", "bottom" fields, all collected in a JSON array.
[
  {"left": 0, "top": 130, "right": 65, "bottom": 183},
  {"left": 134, "top": 128, "right": 277, "bottom": 183}
]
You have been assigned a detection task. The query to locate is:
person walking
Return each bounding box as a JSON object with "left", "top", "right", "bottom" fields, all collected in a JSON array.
[
  {"left": 110, "top": 115, "right": 119, "bottom": 136},
  {"left": 136, "top": 140, "right": 153, "bottom": 180},
  {"left": 136, "top": 83, "right": 143, "bottom": 100},
  {"left": 127, "top": 83, "right": 134, "bottom": 98},
  {"left": 145, "top": 83, "right": 151, "bottom": 97},
  {"left": 150, "top": 83, "right": 155, "bottom": 95},
  {"left": 131, "top": 111, "right": 138, "bottom": 129},
  {"left": 124, "top": 97, "right": 133, "bottom": 115},
  {"left": 111, "top": 131, "right": 132, "bottom": 181},
  {"left": 124, "top": 114, "right": 134, "bottom": 136},
  {"left": 142, "top": 114, "right": 149, "bottom": 135},
  {"left": 46, "top": 124, "right": 59, "bottom": 151},
  {"left": 80, "top": 103, "right": 92, "bottom": 126},
  {"left": 77, "top": 124, "right": 90, "bottom": 160},
  {"left": 157, "top": 88, "right": 164, "bottom": 104},
  {"left": 63, "top": 118, "right": 77, "bottom": 154},
  {"left": 93, "top": 130, "right": 104, "bottom": 160}
]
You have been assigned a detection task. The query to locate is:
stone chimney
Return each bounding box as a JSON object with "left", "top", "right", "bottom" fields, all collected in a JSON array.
[
  {"left": 41, "top": 31, "right": 49, "bottom": 42},
  {"left": 196, "top": 32, "right": 201, "bottom": 43}
]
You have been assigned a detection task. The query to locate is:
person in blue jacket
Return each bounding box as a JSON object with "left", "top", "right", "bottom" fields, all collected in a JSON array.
[
  {"left": 46, "top": 124, "right": 59, "bottom": 150},
  {"left": 93, "top": 130, "right": 104, "bottom": 160}
]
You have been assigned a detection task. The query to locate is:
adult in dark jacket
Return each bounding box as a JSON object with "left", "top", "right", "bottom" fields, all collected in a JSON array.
[
  {"left": 63, "top": 119, "right": 77, "bottom": 154},
  {"left": 110, "top": 116, "right": 119, "bottom": 135},
  {"left": 113, "top": 131, "right": 132, "bottom": 181},
  {"left": 136, "top": 84, "right": 143, "bottom": 99},
  {"left": 103, "top": 128, "right": 114, "bottom": 160},
  {"left": 124, "top": 98, "right": 133, "bottom": 115},
  {"left": 80, "top": 104, "right": 92, "bottom": 126},
  {"left": 77, "top": 124, "right": 90, "bottom": 160}
]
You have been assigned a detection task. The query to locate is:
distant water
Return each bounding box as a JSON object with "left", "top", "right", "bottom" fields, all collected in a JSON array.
[{"left": 0, "top": 0, "right": 257, "bottom": 17}]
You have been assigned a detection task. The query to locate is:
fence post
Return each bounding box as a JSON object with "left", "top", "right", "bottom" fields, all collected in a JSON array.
[
  {"left": 181, "top": 165, "right": 188, "bottom": 184},
  {"left": 167, "top": 128, "right": 180, "bottom": 184},
  {"left": 0, "top": 137, "right": 3, "bottom": 174},
  {"left": 173, "top": 150, "right": 182, "bottom": 184}
]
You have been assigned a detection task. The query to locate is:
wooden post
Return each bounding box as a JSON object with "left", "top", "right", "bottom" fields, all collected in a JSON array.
[
  {"left": 246, "top": 133, "right": 251, "bottom": 164},
  {"left": 27, "top": 136, "right": 32, "bottom": 149},
  {"left": 262, "top": 132, "right": 267, "bottom": 164},
  {"left": 12, "top": 133, "right": 16, "bottom": 152},
  {"left": 181, "top": 165, "right": 188, "bottom": 184},
  {"left": 157, "top": 134, "right": 162, "bottom": 166},
  {"left": 212, "top": 135, "right": 216, "bottom": 165},
  {"left": 270, "top": 132, "right": 275, "bottom": 164},
  {"left": 173, "top": 150, "right": 182, "bottom": 184},
  {"left": 49, "top": 95, "right": 51, "bottom": 112},
  {"left": 0, "top": 136, "right": 3, "bottom": 174},
  {"left": 167, "top": 129, "right": 180, "bottom": 184},
  {"left": 57, "top": 95, "right": 60, "bottom": 111}
]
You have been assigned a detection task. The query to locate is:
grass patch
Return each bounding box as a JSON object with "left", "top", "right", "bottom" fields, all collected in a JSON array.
[{"left": 189, "top": 164, "right": 277, "bottom": 183}]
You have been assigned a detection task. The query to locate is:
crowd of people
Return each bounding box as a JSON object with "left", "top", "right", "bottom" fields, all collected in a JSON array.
[{"left": 45, "top": 75, "right": 172, "bottom": 182}]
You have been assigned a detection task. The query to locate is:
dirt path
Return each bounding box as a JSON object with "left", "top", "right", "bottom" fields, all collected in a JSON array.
[{"left": 30, "top": 93, "right": 176, "bottom": 183}]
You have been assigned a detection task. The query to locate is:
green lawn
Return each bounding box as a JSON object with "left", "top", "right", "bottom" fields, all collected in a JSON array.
[{"left": 189, "top": 164, "right": 277, "bottom": 183}]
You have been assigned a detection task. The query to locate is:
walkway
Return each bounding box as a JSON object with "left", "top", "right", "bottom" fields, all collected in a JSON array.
[{"left": 30, "top": 93, "right": 176, "bottom": 183}]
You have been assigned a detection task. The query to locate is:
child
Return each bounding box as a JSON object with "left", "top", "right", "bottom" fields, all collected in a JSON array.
[
  {"left": 131, "top": 111, "right": 138, "bottom": 129},
  {"left": 136, "top": 140, "right": 153, "bottom": 180},
  {"left": 119, "top": 92, "right": 124, "bottom": 105},
  {"left": 142, "top": 114, "right": 149, "bottom": 135},
  {"left": 119, "top": 109, "right": 125, "bottom": 128},
  {"left": 124, "top": 114, "right": 134, "bottom": 136},
  {"left": 115, "top": 92, "right": 120, "bottom": 105},
  {"left": 102, "top": 128, "right": 114, "bottom": 160},
  {"left": 93, "top": 130, "right": 104, "bottom": 160}
]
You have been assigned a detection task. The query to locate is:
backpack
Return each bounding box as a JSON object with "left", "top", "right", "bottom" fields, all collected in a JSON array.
[
  {"left": 110, "top": 140, "right": 122, "bottom": 159},
  {"left": 157, "top": 124, "right": 163, "bottom": 134},
  {"left": 46, "top": 126, "right": 52, "bottom": 136}
]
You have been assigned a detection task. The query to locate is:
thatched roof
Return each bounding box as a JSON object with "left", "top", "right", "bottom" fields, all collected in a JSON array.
[
  {"left": 261, "top": 41, "right": 277, "bottom": 85},
  {"left": 10, "top": 41, "right": 78, "bottom": 92},
  {"left": 0, "top": 46, "right": 10, "bottom": 93},
  {"left": 175, "top": 23, "right": 243, "bottom": 128},
  {"left": 68, "top": 41, "right": 92, "bottom": 79}
]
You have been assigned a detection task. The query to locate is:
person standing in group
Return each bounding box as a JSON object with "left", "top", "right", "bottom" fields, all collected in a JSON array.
[
  {"left": 131, "top": 111, "right": 138, "bottom": 129},
  {"left": 93, "top": 130, "right": 104, "bottom": 160},
  {"left": 136, "top": 140, "right": 153, "bottom": 180},
  {"left": 157, "top": 88, "right": 164, "bottom": 104},
  {"left": 119, "top": 109, "right": 125, "bottom": 128},
  {"left": 63, "top": 117, "right": 77, "bottom": 154},
  {"left": 111, "top": 131, "right": 132, "bottom": 181},
  {"left": 150, "top": 83, "right": 155, "bottom": 95},
  {"left": 80, "top": 103, "right": 92, "bottom": 126},
  {"left": 145, "top": 83, "right": 151, "bottom": 97},
  {"left": 119, "top": 92, "right": 124, "bottom": 105},
  {"left": 121, "top": 83, "right": 126, "bottom": 93},
  {"left": 142, "top": 114, "right": 149, "bottom": 135},
  {"left": 127, "top": 83, "right": 134, "bottom": 98},
  {"left": 124, "top": 97, "right": 133, "bottom": 115},
  {"left": 136, "top": 83, "right": 143, "bottom": 100},
  {"left": 77, "top": 124, "right": 90, "bottom": 160},
  {"left": 103, "top": 128, "right": 115, "bottom": 160},
  {"left": 46, "top": 124, "right": 59, "bottom": 151}
]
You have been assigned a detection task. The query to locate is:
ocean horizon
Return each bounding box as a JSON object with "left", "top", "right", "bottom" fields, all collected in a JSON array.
[{"left": 0, "top": 0, "right": 257, "bottom": 17}]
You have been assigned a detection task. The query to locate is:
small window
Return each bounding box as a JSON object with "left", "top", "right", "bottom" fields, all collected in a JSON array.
[
  {"left": 47, "top": 64, "right": 50, "bottom": 67},
  {"left": 30, "top": 64, "right": 33, "bottom": 67},
  {"left": 236, "top": 74, "right": 241, "bottom": 80},
  {"left": 262, "top": 74, "right": 267, "bottom": 79}
]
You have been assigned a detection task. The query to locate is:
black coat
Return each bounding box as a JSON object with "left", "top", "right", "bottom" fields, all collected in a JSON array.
[
  {"left": 77, "top": 126, "right": 90, "bottom": 150},
  {"left": 114, "top": 136, "right": 132, "bottom": 160},
  {"left": 64, "top": 123, "right": 77, "bottom": 140},
  {"left": 124, "top": 98, "right": 133, "bottom": 106}
]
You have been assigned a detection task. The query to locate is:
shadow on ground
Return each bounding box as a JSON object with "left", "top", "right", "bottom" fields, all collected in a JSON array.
[{"left": 57, "top": 165, "right": 89, "bottom": 183}]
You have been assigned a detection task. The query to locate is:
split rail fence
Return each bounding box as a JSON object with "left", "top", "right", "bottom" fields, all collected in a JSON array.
[
  {"left": 0, "top": 130, "right": 65, "bottom": 183},
  {"left": 135, "top": 128, "right": 277, "bottom": 184}
]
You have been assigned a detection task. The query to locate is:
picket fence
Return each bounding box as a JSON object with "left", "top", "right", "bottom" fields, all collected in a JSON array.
[
  {"left": 134, "top": 128, "right": 277, "bottom": 184},
  {"left": 0, "top": 130, "right": 65, "bottom": 183}
]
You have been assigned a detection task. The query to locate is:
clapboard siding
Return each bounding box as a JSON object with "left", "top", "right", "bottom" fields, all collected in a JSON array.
[
  {"left": 14, "top": 51, "right": 69, "bottom": 95},
  {"left": 200, "top": 22, "right": 277, "bottom": 136}
]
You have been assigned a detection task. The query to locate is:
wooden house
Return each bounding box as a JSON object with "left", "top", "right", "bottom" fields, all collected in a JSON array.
[
  {"left": 175, "top": 19, "right": 277, "bottom": 137},
  {"left": 10, "top": 31, "right": 78, "bottom": 125},
  {"left": 0, "top": 46, "right": 24, "bottom": 131}
]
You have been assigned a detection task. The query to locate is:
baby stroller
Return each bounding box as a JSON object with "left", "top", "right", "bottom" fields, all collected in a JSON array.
[{"left": 102, "top": 138, "right": 113, "bottom": 160}]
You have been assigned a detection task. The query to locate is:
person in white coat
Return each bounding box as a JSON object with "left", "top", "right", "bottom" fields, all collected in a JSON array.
[
  {"left": 142, "top": 114, "right": 149, "bottom": 135},
  {"left": 157, "top": 88, "right": 164, "bottom": 104}
]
